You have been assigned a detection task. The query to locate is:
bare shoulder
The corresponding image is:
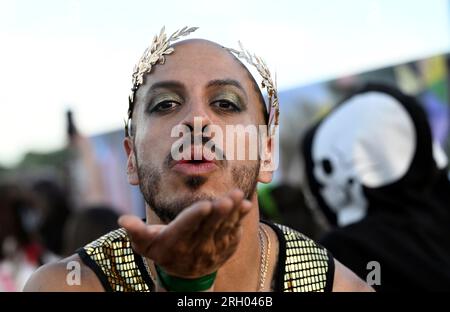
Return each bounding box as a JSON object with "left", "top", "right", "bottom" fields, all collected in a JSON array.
[
  {"left": 332, "top": 259, "right": 375, "bottom": 292},
  {"left": 23, "top": 254, "right": 104, "bottom": 292}
]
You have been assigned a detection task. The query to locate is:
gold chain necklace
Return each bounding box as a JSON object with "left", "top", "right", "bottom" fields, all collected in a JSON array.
[
  {"left": 142, "top": 256, "right": 157, "bottom": 287},
  {"left": 258, "top": 224, "right": 271, "bottom": 291},
  {"left": 142, "top": 224, "right": 271, "bottom": 291}
]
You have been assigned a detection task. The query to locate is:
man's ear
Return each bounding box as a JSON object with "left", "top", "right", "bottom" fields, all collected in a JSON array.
[
  {"left": 124, "top": 137, "right": 139, "bottom": 185},
  {"left": 257, "top": 130, "right": 277, "bottom": 184}
]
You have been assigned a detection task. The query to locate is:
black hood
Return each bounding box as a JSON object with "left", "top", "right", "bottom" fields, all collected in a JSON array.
[
  {"left": 302, "top": 83, "right": 449, "bottom": 226},
  {"left": 301, "top": 83, "right": 450, "bottom": 291}
]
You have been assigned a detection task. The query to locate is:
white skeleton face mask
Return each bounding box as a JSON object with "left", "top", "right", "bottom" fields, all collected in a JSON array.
[
  {"left": 308, "top": 89, "right": 448, "bottom": 227},
  {"left": 312, "top": 92, "right": 418, "bottom": 226}
]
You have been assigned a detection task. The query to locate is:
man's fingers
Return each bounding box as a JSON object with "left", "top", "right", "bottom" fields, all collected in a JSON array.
[
  {"left": 224, "top": 198, "right": 251, "bottom": 232},
  {"left": 118, "top": 215, "right": 164, "bottom": 255},
  {"left": 227, "top": 189, "right": 249, "bottom": 224},
  {"left": 118, "top": 215, "right": 147, "bottom": 238},
  {"left": 213, "top": 198, "right": 251, "bottom": 244},
  {"left": 227, "top": 189, "right": 245, "bottom": 207},
  {"left": 161, "top": 200, "right": 213, "bottom": 241},
  {"left": 238, "top": 199, "right": 252, "bottom": 221},
  {"left": 197, "top": 189, "right": 246, "bottom": 237},
  {"left": 196, "top": 196, "right": 234, "bottom": 240}
]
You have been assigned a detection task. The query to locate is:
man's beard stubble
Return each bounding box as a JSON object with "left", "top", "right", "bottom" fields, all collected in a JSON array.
[{"left": 135, "top": 152, "right": 260, "bottom": 224}]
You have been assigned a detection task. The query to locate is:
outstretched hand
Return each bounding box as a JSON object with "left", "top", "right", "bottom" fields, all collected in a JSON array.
[{"left": 118, "top": 189, "right": 252, "bottom": 279}]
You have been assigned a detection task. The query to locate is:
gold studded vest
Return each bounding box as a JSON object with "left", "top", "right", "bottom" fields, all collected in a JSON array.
[{"left": 78, "top": 221, "right": 334, "bottom": 292}]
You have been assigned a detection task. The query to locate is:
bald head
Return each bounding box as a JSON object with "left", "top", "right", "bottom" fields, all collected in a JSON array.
[{"left": 129, "top": 38, "right": 268, "bottom": 135}]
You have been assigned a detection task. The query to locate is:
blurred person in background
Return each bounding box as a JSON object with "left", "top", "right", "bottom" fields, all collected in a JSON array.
[
  {"left": 63, "top": 111, "right": 123, "bottom": 257},
  {"left": 302, "top": 83, "right": 450, "bottom": 291},
  {"left": 0, "top": 184, "right": 57, "bottom": 291},
  {"left": 62, "top": 205, "right": 119, "bottom": 257},
  {"left": 31, "top": 180, "right": 72, "bottom": 256},
  {"left": 66, "top": 110, "right": 110, "bottom": 210}
]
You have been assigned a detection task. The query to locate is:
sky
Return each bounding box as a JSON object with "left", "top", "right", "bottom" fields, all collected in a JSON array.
[{"left": 0, "top": 0, "right": 449, "bottom": 167}]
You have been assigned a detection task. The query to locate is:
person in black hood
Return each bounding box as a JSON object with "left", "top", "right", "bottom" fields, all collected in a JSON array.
[{"left": 302, "top": 83, "right": 450, "bottom": 291}]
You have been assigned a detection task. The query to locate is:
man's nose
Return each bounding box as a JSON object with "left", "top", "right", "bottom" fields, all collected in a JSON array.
[{"left": 181, "top": 101, "right": 212, "bottom": 136}]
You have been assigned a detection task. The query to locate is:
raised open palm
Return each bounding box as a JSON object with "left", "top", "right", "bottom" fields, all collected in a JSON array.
[{"left": 118, "top": 189, "right": 252, "bottom": 279}]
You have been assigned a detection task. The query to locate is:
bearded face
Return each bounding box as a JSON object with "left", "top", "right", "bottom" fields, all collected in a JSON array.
[
  {"left": 124, "top": 40, "right": 272, "bottom": 223},
  {"left": 134, "top": 143, "right": 260, "bottom": 223}
]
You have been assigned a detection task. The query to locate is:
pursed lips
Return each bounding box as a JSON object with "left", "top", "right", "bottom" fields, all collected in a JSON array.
[{"left": 170, "top": 148, "right": 220, "bottom": 176}]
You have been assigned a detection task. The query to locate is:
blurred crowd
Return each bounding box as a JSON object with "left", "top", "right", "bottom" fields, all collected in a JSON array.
[
  {"left": 0, "top": 121, "right": 121, "bottom": 291},
  {"left": 0, "top": 180, "right": 120, "bottom": 291}
]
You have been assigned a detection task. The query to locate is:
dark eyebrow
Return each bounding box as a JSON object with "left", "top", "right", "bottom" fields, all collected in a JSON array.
[
  {"left": 148, "top": 80, "right": 186, "bottom": 92},
  {"left": 206, "top": 79, "right": 247, "bottom": 95}
]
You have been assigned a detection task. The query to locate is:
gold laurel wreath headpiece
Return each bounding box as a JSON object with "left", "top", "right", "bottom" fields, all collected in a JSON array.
[{"left": 125, "top": 26, "right": 279, "bottom": 137}]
